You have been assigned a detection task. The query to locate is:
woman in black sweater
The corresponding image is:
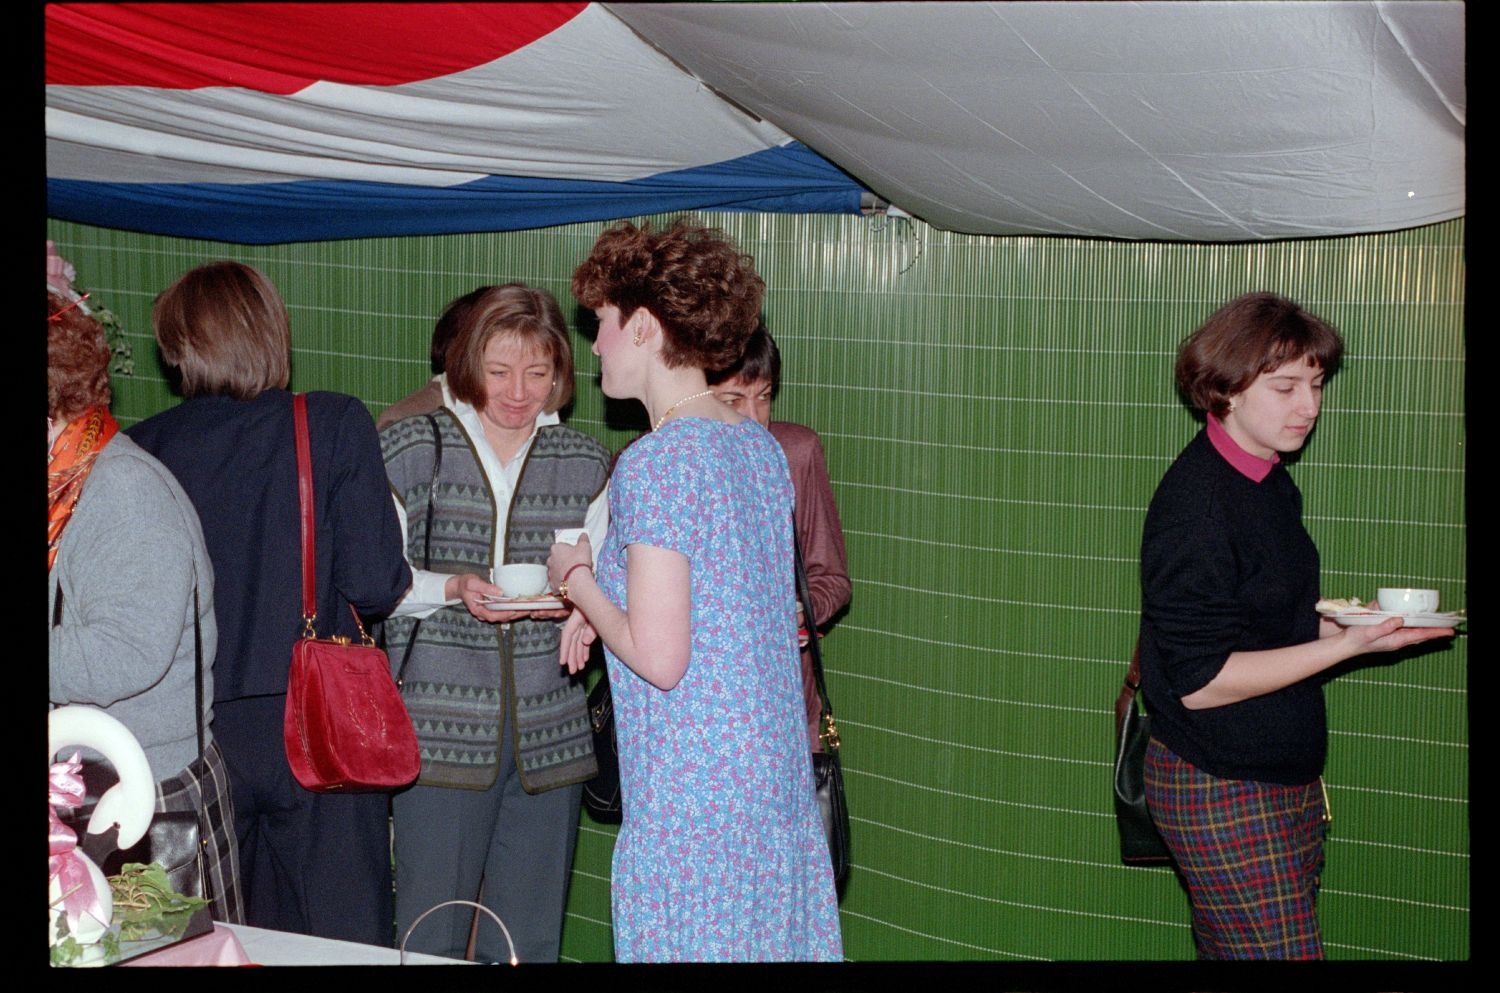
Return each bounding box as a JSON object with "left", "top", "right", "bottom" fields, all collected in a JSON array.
[{"left": 1139, "top": 292, "right": 1453, "bottom": 959}]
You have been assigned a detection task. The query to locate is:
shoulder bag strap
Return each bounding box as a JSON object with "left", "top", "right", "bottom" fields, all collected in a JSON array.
[
  {"left": 793, "top": 533, "right": 839, "bottom": 751},
  {"left": 294, "top": 393, "right": 377, "bottom": 646},
  {"left": 1114, "top": 636, "right": 1144, "bottom": 739},
  {"left": 293, "top": 393, "right": 317, "bottom": 635},
  {"left": 192, "top": 586, "right": 205, "bottom": 762},
  {"left": 421, "top": 412, "right": 442, "bottom": 570},
  {"left": 395, "top": 412, "right": 443, "bottom": 687}
]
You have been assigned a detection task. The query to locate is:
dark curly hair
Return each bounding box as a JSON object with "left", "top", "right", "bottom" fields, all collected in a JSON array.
[
  {"left": 429, "top": 286, "right": 490, "bottom": 374},
  {"left": 48, "top": 290, "right": 111, "bottom": 420},
  {"left": 1176, "top": 292, "right": 1343, "bottom": 419},
  {"left": 572, "top": 218, "right": 764, "bottom": 371}
]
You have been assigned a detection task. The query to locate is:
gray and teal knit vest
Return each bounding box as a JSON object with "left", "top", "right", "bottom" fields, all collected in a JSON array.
[{"left": 380, "top": 411, "right": 610, "bottom": 792}]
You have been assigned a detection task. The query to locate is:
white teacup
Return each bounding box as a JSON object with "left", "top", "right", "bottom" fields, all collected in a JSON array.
[
  {"left": 492, "top": 563, "right": 549, "bottom": 597},
  {"left": 1376, "top": 587, "right": 1439, "bottom": 614}
]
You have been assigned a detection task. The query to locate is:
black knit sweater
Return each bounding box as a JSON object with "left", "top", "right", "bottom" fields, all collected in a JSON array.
[{"left": 1139, "top": 429, "right": 1325, "bottom": 785}]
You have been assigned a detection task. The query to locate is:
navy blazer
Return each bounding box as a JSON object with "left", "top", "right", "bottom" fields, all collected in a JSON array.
[{"left": 129, "top": 389, "right": 412, "bottom": 700}]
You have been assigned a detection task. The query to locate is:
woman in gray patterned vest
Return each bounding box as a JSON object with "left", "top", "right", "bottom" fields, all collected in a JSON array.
[{"left": 380, "top": 283, "right": 610, "bottom": 963}]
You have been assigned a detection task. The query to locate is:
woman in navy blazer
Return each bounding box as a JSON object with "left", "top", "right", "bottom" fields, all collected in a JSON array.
[{"left": 129, "top": 261, "right": 412, "bottom": 945}]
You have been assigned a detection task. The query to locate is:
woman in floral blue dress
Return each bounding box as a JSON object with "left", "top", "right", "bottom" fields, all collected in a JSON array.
[{"left": 548, "top": 219, "right": 842, "bottom": 962}]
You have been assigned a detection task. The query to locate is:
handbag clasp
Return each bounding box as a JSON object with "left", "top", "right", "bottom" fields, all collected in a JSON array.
[{"left": 821, "top": 713, "right": 841, "bottom": 752}]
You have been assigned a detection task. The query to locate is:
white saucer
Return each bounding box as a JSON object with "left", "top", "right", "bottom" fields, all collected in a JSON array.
[
  {"left": 1328, "top": 609, "right": 1463, "bottom": 628},
  {"left": 480, "top": 595, "right": 565, "bottom": 611}
]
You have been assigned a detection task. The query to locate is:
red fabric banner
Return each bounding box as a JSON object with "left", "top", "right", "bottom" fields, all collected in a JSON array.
[{"left": 45, "top": 2, "right": 586, "bottom": 91}]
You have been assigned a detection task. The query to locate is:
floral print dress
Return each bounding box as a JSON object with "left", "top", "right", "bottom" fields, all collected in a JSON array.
[{"left": 598, "top": 417, "right": 843, "bottom": 962}]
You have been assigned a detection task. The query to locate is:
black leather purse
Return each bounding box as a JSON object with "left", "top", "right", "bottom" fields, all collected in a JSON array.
[
  {"left": 796, "top": 540, "right": 850, "bottom": 895},
  {"left": 1113, "top": 640, "right": 1172, "bottom": 866},
  {"left": 582, "top": 669, "right": 622, "bottom": 822},
  {"left": 78, "top": 810, "right": 204, "bottom": 900}
]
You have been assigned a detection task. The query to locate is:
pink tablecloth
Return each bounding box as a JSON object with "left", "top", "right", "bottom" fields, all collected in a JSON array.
[{"left": 121, "top": 924, "right": 253, "bottom": 966}]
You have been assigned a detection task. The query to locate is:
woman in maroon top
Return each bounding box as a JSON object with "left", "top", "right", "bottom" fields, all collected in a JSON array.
[{"left": 709, "top": 325, "right": 851, "bottom": 749}]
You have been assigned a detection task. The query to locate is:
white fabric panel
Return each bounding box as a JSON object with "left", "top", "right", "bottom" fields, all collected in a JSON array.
[{"left": 608, "top": 1, "right": 1465, "bottom": 241}]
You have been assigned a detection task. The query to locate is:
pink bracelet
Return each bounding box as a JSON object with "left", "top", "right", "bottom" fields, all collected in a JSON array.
[{"left": 559, "top": 562, "right": 593, "bottom": 599}]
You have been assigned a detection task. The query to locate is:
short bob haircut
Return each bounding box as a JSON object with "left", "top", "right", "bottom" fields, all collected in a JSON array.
[
  {"left": 48, "top": 290, "right": 112, "bottom": 420},
  {"left": 152, "top": 261, "right": 291, "bottom": 400},
  {"left": 571, "top": 218, "right": 764, "bottom": 371},
  {"left": 444, "top": 282, "right": 574, "bottom": 414},
  {"left": 706, "top": 322, "right": 781, "bottom": 396},
  {"left": 1176, "top": 292, "right": 1344, "bottom": 419}
]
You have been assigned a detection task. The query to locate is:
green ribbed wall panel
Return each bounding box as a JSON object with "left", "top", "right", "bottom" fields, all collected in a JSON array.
[{"left": 47, "top": 214, "right": 1466, "bottom": 962}]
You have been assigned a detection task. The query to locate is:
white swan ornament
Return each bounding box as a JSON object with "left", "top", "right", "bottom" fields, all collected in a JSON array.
[{"left": 48, "top": 706, "right": 156, "bottom": 949}]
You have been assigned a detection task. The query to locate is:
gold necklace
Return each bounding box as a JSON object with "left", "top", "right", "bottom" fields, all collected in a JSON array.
[{"left": 653, "top": 389, "right": 715, "bottom": 431}]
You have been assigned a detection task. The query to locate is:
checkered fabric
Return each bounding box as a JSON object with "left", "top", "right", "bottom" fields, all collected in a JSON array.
[
  {"left": 1144, "top": 737, "right": 1326, "bottom": 960},
  {"left": 154, "top": 741, "right": 246, "bottom": 925}
]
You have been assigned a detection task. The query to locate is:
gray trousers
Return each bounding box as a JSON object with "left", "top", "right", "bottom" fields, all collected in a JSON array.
[{"left": 393, "top": 733, "right": 583, "bottom": 963}]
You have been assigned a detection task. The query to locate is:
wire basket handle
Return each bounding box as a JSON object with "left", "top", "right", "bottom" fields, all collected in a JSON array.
[{"left": 399, "top": 899, "right": 517, "bottom": 965}]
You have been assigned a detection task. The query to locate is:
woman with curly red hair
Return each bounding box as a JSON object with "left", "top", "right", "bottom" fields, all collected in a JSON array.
[
  {"left": 548, "top": 219, "right": 842, "bottom": 961},
  {"left": 49, "top": 287, "right": 244, "bottom": 923}
]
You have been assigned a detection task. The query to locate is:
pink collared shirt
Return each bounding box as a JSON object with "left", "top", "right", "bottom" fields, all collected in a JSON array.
[{"left": 1206, "top": 414, "right": 1279, "bottom": 483}]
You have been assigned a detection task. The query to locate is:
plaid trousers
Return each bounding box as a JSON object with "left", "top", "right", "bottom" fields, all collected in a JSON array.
[
  {"left": 156, "top": 740, "right": 246, "bottom": 925},
  {"left": 1144, "top": 737, "right": 1326, "bottom": 960}
]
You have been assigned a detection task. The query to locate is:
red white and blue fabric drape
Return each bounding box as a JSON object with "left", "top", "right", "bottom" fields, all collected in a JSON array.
[{"left": 45, "top": 3, "right": 864, "bottom": 244}]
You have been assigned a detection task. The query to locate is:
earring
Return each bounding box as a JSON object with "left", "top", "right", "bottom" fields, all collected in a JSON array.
[{"left": 632, "top": 332, "right": 643, "bottom": 346}]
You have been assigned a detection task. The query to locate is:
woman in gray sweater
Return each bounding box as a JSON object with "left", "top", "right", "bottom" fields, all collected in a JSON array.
[{"left": 48, "top": 287, "right": 243, "bottom": 922}]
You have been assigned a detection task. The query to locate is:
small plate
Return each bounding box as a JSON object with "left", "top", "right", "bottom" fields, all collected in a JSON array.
[
  {"left": 1328, "top": 609, "right": 1463, "bottom": 628},
  {"left": 480, "top": 595, "right": 565, "bottom": 612}
]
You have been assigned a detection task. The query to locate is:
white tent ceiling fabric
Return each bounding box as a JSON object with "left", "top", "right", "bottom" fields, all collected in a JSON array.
[{"left": 608, "top": 0, "right": 1465, "bottom": 241}]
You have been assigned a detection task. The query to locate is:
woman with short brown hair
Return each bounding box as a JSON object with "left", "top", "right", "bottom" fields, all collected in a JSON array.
[
  {"left": 128, "top": 260, "right": 411, "bottom": 945},
  {"left": 1139, "top": 291, "right": 1453, "bottom": 959},
  {"left": 442, "top": 282, "right": 575, "bottom": 414},
  {"left": 151, "top": 260, "right": 291, "bottom": 400},
  {"left": 380, "top": 281, "right": 609, "bottom": 963},
  {"left": 570, "top": 217, "right": 763, "bottom": 371}
]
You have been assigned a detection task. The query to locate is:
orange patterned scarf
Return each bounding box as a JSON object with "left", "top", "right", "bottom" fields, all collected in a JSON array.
[{"left": 47, "top": 405, "right": 118, "bottom": 571}]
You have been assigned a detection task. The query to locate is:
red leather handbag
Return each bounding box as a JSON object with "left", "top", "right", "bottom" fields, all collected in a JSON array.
[{"left": 283, "top": 393, "right": 421, "bottom": 792}]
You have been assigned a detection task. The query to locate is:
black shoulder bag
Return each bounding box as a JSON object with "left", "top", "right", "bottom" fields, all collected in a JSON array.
[
  {"left": 796, "top": 539, "right": 850, "bottom": 895},
  {"left": 1112, "top": 639, "right": 1172, "bottom": 866}
]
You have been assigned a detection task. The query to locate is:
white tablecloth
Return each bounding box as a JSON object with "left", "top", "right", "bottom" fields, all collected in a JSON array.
[{"left": 223, "top": 923, "right": 468, "bottom": 965}]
